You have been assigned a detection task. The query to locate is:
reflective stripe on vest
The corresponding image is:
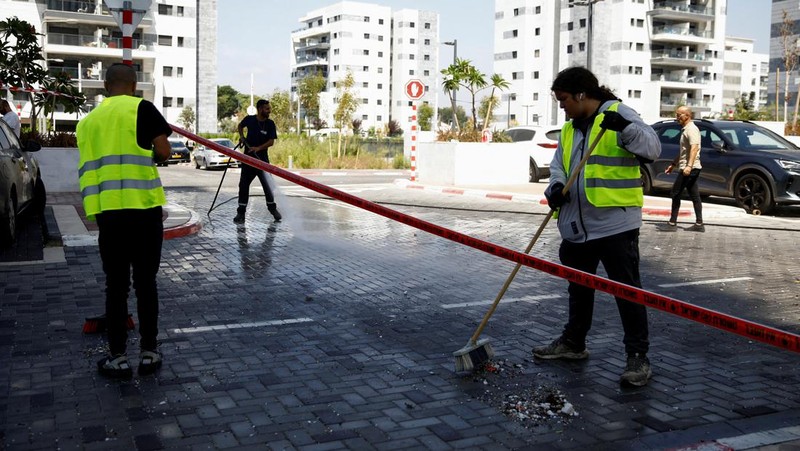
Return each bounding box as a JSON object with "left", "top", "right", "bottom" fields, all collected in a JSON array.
[
  {"left": 560, "top": 102, "right": 643, "bottom": 208},
  {"left": 76, "top": 95, "right": 166, "bottom": 220}
]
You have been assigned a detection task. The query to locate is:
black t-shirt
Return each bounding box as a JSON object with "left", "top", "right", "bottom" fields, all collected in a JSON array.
[
  {"left": 136, "top": 100, "right": 172, "bottom": 149},
  {"left": 239, "top": 115, "right": 277, "bottom": 159}
]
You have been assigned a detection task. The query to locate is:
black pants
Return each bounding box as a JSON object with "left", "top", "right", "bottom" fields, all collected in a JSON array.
[
  {"left": 237, "top": 163, "right": 275, "bottom": 213},
  {"left": 669, "top": 168, "right": 703, "bottom": 224},
  {"left": 559, "top": 229, "right": 649, "bottom": 355},
  {"left": 96, "top": 207, "right": 163, "bottom": 356}
]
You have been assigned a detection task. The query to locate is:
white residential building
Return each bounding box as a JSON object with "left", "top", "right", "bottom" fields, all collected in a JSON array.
[
  {"left": 0, "top": 0, "right": 217, "bottom": 133},
  {"left": 769, "top": 0, "right": 800, "bottom": 122},
  {"left": 723, "top": 37, "right": 769, "bottom": 115},
  {"left": 493, "top": 0, "right": 730, "bottom": 126},
  {"left": 290, "top": 1, "right": 439, "bottom": 132}
]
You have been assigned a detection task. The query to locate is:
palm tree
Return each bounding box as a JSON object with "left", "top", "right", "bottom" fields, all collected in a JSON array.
[
  {"left": 441, "top": 65, "right": 461, "bottom": 131},
  {"left": 482, "top": 73, "right": 510, "bottom": 131},
  {"left": 455, "top": 58, "right": 487, "bottom": 128}
]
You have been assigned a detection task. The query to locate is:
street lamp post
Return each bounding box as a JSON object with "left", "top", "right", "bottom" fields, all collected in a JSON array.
[{"left": 443, "top": 39, "right": 457, "bottom": 114}]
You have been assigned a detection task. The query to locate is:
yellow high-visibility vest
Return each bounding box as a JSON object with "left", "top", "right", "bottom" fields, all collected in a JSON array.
[
  {"left": 560, "top": 102, "right": 643, "bottom": 208},
  {"left": 77, "top": 95, "right": 166, "bottom": 220}
]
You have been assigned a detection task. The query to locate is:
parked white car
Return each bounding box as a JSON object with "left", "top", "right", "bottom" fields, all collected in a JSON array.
[
  {"left": 193, "top": 138, "right": 240, "bottom": 170},
  {"left": 505, "top": 126, "right": 561, "bottom": 183}
]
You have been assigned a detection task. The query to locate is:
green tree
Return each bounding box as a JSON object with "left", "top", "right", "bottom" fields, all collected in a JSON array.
[
  {"left": 481, "top": 73, "right": 510, "bottom": 130},
  {"left": 418, "top": 103, "right": 433, "bottom": 131},
  {"left": 178, "top": 106, "right": 195, "bottom": 132},
  {"left": 333, "top": 70, "right": 359, "bottom": 158},
  {"left": 437, "top": 106, "right": 467, "bottom": 129},
  {"left": 268, "top": 88, "right": 294, "bottom": 133},
  {"left": 1, "top": 17, "right": 84, "bottom": 135},
  {"left": 731, "top": 93, "right": 764, "bottom": 121},
  {"left": 298, "top": 71, "right": 327, "bottom": 125},
  {"left": 454, "top": 58, "right": 488, "bottom": 127},
  {"left": 441, "top": 65, "right": 461, "bottom": 131},
  {"left": 478, "top": 95, "right": 500, "bottom": 128},
  {"left": 217, "top": 85, "right": 240, "bottom": 120}
]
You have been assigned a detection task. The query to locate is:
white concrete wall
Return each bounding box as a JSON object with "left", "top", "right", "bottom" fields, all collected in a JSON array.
[
  {"left": 417, "top": 142, "right": 529, "bottom": 185},
  {"left": 37, "top": 148, "right": 80, "bottom": 193}
]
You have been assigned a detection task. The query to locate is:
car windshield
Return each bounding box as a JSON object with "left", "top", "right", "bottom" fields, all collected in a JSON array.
[
  {"left": 717, "top": 124, "right": 799, "bottom": 151},
  {"left": 170, "top": 141, "right": 185, "bottom": 149},
  {"left": 212, "top": 139, "right": 233, "bottom": 147}
]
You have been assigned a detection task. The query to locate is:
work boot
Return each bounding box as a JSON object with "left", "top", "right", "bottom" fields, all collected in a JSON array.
[
  {"left": 233, "top": 206, "right": 246, "bottom": 224},
  {"left": 532, "top": 336, "right": 589, "bottom": 360},
  {"left": 97, "top": 354, "right": 132, "bottom": 379},
  {"left": 267, "top": 202, "right": 282, "bottom": 222},
  {"left": 686, "top": 223, "right": 705, "bottom": 232},
  {"left": 620, "top": 353, "right": 652, "bottom": 387}
]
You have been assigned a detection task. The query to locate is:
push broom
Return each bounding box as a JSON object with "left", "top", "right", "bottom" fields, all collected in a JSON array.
[{"left": 453, "top": 128, "right": 607, "bottom": 372}]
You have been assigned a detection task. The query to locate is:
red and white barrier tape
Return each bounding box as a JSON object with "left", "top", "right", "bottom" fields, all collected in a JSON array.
[
  {"left": 0, "top": 82, "right": 83, "bottom": 100},
  {"left": 171, "top": 125, "right": 800, "bottom": 354}
]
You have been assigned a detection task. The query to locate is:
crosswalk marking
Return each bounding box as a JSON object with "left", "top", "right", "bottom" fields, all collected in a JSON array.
[
  {"left": 441, "top": 294, "right": 560, "bottom": 309},
  {"left": 173, "top": 317, "right": 313, "bottom": 334},
  {"left": 658, "top": 277, "right": 753, "bottom": 288}
]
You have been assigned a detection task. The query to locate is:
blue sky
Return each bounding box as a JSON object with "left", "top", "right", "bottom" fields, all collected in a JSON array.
[{"left": 217, "top": 1, "right": 771, "bottom": 97}]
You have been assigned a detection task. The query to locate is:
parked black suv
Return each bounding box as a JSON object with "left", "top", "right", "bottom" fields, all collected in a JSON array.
[{"left": 643, "top": 119, "right": 800, "bottom": 215}]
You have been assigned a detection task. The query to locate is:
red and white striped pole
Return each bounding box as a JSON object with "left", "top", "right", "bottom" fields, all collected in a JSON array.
[
  {"left": 121, "top": 1, "right": 134, "bottom": 65},
  {"left": 410, "top": 104, "right": 418, "bottom": 182}
]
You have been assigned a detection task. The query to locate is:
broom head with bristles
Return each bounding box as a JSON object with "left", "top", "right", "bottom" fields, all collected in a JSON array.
[{"left": 453, "top": 338, "right": 495, "bottom": 373}]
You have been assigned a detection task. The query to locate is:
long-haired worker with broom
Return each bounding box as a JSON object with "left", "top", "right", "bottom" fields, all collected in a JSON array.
[{"left": 532, "top": 66, "right": 661, "bottom": 387}]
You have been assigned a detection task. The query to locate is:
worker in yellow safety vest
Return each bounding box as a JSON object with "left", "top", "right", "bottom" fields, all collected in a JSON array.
[
  {"left": 532, "top": 66, "right": 661, "bottom": 387},
  {"left": 76, "top": 63, "right": 172, "bottom": 379}
]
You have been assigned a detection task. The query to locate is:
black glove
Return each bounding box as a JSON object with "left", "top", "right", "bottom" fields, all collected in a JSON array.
[
  {"left": 545, "top": 182, "right": 571, "bottom": 210},
  {"left": 600, "top": 111, "right": 631, "bottom": 132}
]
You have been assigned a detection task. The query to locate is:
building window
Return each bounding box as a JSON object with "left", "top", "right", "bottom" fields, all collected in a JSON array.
[
  {"left": 425, "top": 22, "right": 430, "bottom": 29},
  {"left": 362, "top": 98, "right": 368, "bottom": 104},
  {"left": 177, "top": 6, "right": 184, "bottom": 16},
  {"left": 410, "top": 22, "right": 415, "bottom": 28},
  {"left": 535, "top": 27, "right": 540, "bottom": 36},
  {"left": 410, "top": 38, "right": 415, "bottom": 44},
  {"left": 628, "top": 90, "right": 642, "bottom": 98},
  {"left": 579, "top": 42, "right": 585, "bottom": 51},
  {"left": 424, "top": 54, "right": 430, "bottom": 61},
  {"left": 158, "top": 4, "right": 172, "bottom": 15},
  {"left": 163, "top": 97, "right": 173, "bottom": 108},
  {"left": 533, "top": 93, "right": 539, "bottom": 101},
  {"left": 568, "top": 22, "right": 574, "bottom": 31},
  {"left": 377, "top": 83, "right": 383, "bottom": 89},
  {"left": 177, "top": 67, "right": 183, "bottom": 78},
  {"left": 409, "top": 54, "right": 415, "bottom": 60},
  {"left": 364, "top": 33, "right": 370, "bottom": 39},
  {"left": 333, "top": 65, "right": 339, "bottom": 71},
  {"left": 158, "top": 35, "right": 172, "bottom": 46},
  {"left": 377, "top": 115, "right": 382, "bottom": 121},
  {"left": 423, "top": 70, "right": 430, "bottom": 76},
  {"left": 362, "top": 82, "right": 369, "bottom": 88},
  {"left": 363, "top": 65, "right": 369, "bottom": 71},
  {"left": 378, "top": 51, "right": 383, "bottom": 57},
  {"left": 377, "top": 67, "right": 383, "bottom": 73},
  {"left": 379, "top": 19, "right": 384, "bottom": 24},
  {"left": 534, "top": 49, "right": 540, "bottom": 57},
  {"left": 513, "top": 8, "right": 519, "bottom": 16},
  {"left": 177, "top": 97, "right": 184, "bottom": 107},
  {"left": 362, "top": 114, "right": 368, "bottom": 120},
  {"left": 512, "top": 29, "right": 518, "bottom": 38},
  {"left": 533, "top": 71, "right": 539, "bottom": 79},
  {"left": 334, "top": 48, "right": 339, "bottom": 55},
  {"left": 409, "top": 70, "right": 414, "bottom": 75},
  {"left": 535, "top": 6, "right": 541, "bottom": 13},
  {"left": 424, "top": 38, "right": 430, "bottom": 45},
  {"left": 512, "top": 51, "right": 517, "bottom": 58},
  {"left": 163, "top": 66, "right": 173, "bottom": 77},
  {"left": 580, "top": 18, "right": 586, "bottom": 27},
  {"left": 636, "top": 19, "right": 644, "bottom": 27},
  {"left": 177, "top": 36, "right": 184, "bottom": 47},
  {"left": 378, "top": 35, "right": 383, "bottom": 41},
  {"left": 567, "top": 44, "right": 573, "bottom": 54},
  {"left": 364, "top": 16, "right": 370, "bottom": 22},
  {"left": 363, "top": 49, "right": 369, "bottom": 55},
  {"left": 377, "top": 99, "right": 382, "bottom": 105}
]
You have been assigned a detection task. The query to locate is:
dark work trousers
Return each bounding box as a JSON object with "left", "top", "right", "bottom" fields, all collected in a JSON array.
[
  {"left": 559, "top": 229, "right": 650, "bottom": 355},
  {"left": 96, "top": 207, "right": 163, "bottom": 356},
  {"left": 669, "top": 168, "right": 703, "bottom": 224},
  {"left": 237, "top": 163, "right": 275, "bottom": 214}
]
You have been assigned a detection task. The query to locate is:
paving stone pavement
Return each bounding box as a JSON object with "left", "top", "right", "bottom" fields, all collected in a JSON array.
[{"left": 1, "top": 180, "right": 799, "bottom": 450}]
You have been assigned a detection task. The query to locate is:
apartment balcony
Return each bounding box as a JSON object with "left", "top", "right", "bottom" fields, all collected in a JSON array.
[
  {"left": 45, "top": 33, "right": 157, "bottom": 58},
  {"left": 652, "top": 73, "right": 709, "bottom": 89},
  {"left": 43, "top": 0, "right": 153, "bottom": 28},
  {"left": 294, "top": 55, "right": 329, "bottom": 69},
  {"left": 650, "top": 50, "right": 712, "bottom": 68},
  {"left": 648, "top": 2, "right": 714, "bottom": 22},
  {"left": 660, "top": 97, "right": 711, "bottom": 112},
  {"left": 295, "top": 38, "right": 330, "bottom": 51},
  {"left": 47, "top": 67, "right": 153, "bottom": 87},
  {"left": 651, "top": 26, "right": 714, "bottom": 45}
]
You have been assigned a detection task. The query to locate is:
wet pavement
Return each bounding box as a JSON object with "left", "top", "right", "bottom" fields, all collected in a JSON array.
[{"left": 1, "top": 168, "right": 799, "bottom": 450}]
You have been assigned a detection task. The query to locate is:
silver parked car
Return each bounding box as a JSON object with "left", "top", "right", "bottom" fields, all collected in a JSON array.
[
  {"left": 193, "top": 138, "right": 240, "bottom": 170},
  {"left": 0, "top": 120, "right": 45, "bottom": 247},
  {"left": 505, "top": 125, "right": 561, "bottom": 182}
]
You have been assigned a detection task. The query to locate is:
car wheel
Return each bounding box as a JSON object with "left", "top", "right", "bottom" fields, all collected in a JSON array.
[
  {"left": 0, "top": 195, "right": 17, "bottom": 248},
  {"left": 529, "top": 157, "right": 540, "bottom": 183},
  {"left": 640, "top": 166, "right": 652, "bottom": 195},
  {"left": 31, "top": 177, "right": 46, "bottom": 217},
  {"left": 734, "top": 173, "right": 773, "bottom": 215}
]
